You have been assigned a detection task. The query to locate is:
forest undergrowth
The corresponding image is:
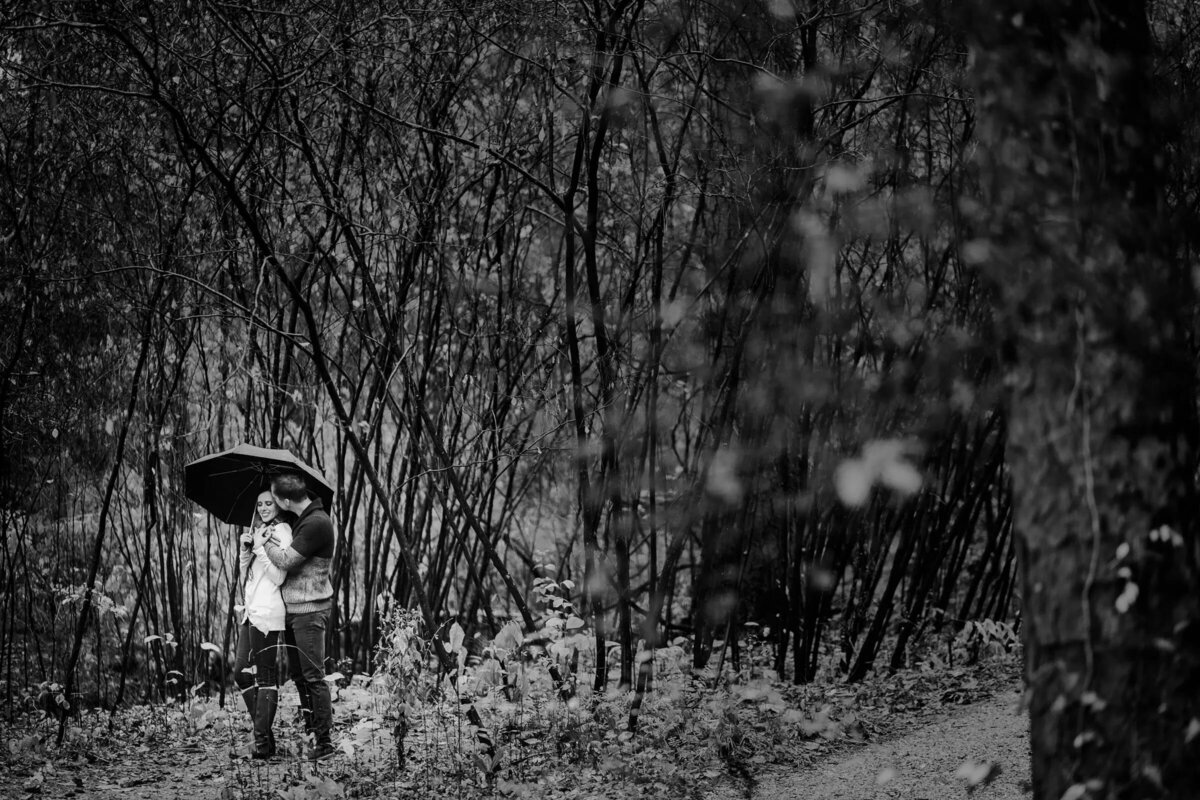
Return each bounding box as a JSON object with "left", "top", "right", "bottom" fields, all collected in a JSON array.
[{"left": 1, "top": 614, "right": 1021, "bottom": 800}]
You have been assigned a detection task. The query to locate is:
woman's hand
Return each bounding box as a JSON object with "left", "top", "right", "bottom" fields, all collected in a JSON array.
[
  {"left": 252, "top": 525, "right": 273, "bottom": 549},
  {"left": 240, "top": 531, "right": 254, "bottom": 551}
]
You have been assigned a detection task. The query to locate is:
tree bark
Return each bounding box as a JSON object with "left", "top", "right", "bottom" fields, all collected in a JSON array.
[{"left": 968, "top": 1, "right": 1200, "bottom": 797}]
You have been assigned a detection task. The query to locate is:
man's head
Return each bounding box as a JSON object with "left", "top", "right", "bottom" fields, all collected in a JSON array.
[{"left": 270, "top": 472, "right": 310, "bottom": 514}]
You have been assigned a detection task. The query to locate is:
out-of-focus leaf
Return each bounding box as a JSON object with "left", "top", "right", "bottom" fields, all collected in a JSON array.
[
  {"left": 449, "top": 622, "right": 465, "bottom": 654},
  {"left": 494, "top": 620, "right": 524, "bottom": 654},
  {"left": 834, "top": 459, "right": 871, "bottom": 507}
]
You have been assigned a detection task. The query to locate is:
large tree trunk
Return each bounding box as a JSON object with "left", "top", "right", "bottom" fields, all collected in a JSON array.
[{"left": 969, "top": 1, "right": 1200, "bottom": 797}]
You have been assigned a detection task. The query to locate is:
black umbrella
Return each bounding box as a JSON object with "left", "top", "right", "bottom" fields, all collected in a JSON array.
[{"left": 184, "top": 443, "right": 334, "bottom": 526}]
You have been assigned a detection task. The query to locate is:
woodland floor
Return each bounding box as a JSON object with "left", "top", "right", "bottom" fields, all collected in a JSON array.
[
  {"left": 1, "top": 654, "right": 1025, "bottom": 800},
  {"left": 753, "top": 688, "right": 1029, "bottom": 800}
]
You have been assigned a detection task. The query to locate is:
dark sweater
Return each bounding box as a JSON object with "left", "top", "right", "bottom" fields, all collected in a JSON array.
[{"left": 264, "top": 499, "right": 335, "bottom": 615}]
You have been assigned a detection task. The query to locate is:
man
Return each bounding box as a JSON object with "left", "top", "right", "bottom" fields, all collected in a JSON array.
[{"left": 257, "top": 472, "right": 336, "bottom": 760}]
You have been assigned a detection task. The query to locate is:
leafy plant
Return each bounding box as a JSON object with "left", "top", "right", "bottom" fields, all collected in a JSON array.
[{"left": 955, "top": 620, "right": 1018, "bottom": 664}]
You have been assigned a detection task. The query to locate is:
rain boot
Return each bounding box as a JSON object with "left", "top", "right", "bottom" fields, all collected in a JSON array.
[
  {"left": 241, "top": 685, "right": 258, "bottom": 718},
  {"left": 229, "top": 685, "right": 258, "bottom": 759},
  {"left": 252, "top": 686, "right": 278, "bottom": 759}
]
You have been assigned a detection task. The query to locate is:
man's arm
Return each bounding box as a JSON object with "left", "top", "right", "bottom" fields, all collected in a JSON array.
[
  {"left": 263, "top": 516, "right": 327, "bottom": 571},
  {"left": 255, "top": 524, "right": 293, "bottom": 582},
  {"left": 263, "top": 513, "right": 332, "bottom": 571},
  {"left": 263, "top": 540, "right": 306, "bottom": 571}
]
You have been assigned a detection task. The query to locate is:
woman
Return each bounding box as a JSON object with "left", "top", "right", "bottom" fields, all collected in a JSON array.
[{"left": 232, "top": 489, "right": 293, "bottom": 759}]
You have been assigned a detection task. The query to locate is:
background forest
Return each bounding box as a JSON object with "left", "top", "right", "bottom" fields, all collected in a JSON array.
[{"left": 2, "top": 1, "right": 1199, "bottom": 797}]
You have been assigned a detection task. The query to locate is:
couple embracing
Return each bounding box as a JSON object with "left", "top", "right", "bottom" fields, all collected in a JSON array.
[{"left": 233, "top": 473, "right": 335, "bottom": 761}]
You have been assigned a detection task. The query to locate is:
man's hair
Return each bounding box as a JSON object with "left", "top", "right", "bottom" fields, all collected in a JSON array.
[{"left": 271, "top": 472, "right": 309, "bottom": 502}]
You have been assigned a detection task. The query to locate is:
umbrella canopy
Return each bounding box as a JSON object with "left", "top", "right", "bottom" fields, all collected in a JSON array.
[{"left": 184, "top": 443, "right": 334, "bottom": 526}]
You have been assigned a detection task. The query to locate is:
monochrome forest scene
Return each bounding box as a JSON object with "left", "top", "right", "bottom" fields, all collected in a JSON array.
[{"left": 2, "top": 1, "right": 1199, "bottom": 799}]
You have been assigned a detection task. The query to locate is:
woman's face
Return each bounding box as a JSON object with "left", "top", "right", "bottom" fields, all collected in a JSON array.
[{"left": 255, "top": 492, "right": 277, "bottom": 523}]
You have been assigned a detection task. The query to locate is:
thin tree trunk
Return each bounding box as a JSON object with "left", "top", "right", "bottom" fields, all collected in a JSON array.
[{"left": 57, "top": 287, "right": 156, "bottom": 743}]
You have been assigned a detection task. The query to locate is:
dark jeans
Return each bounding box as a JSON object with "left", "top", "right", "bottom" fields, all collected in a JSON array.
[
  {"left": 285, "top": 608, "right": 332, "bottom": 746},
  {"left": 233, "top": 623, "right": 280, "bottom": 698}
]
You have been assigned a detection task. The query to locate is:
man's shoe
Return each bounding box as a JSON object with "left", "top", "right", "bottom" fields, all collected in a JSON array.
[{"left": 305, "top": 742, "right": 337, "bottom": 761}]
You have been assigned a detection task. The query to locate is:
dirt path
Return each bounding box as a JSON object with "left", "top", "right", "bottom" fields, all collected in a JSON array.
[{"left": 753, "top": 690, "right": 1030, "bottom": 800}]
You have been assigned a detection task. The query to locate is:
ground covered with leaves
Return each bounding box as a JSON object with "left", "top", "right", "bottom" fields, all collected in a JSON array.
[
  {"left": 1, "top": 649, "right": 1020, "bottom": 800},
  {"left": 757, "top": 686, "right": 1028, "bottom": 800}
]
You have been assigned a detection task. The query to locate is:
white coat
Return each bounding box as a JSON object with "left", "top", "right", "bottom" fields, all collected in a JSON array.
[{"left": 239, "top": 521, "right": 293, "bottom": 633}]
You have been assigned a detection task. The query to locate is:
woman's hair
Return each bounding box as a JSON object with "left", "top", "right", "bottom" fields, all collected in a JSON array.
[{"left": 270, "top": 472, "right": 309, "bottom": 503}]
